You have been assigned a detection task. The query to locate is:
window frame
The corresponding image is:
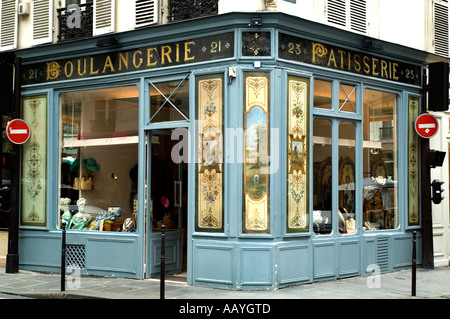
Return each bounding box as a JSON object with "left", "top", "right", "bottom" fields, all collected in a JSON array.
[{"left": 311, "top": 75, "right": 404, "bottom": 236}]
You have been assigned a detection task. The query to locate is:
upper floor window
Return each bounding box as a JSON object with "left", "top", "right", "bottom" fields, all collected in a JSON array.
[
  {"left": 168, "top": 0, "right": 218, "bottom": 23},
  {"left": 326, "top": 0, "right": 367, "bottom": 34}
]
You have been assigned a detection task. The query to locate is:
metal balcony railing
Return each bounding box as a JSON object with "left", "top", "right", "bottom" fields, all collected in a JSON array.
[
  {"left": 57, "top": 3, "right": 94, "bottom": 42},
  {"left": 168, "top": 0, "right": 218, "bottom": 23}
]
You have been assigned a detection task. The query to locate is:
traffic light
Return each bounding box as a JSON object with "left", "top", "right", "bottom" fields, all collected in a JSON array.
[
  {"left": 427, "top": 62, "right": 449, "bottom": 112},
  {"left": 0, "top": 186, "right": 10, "bottom": 212},
  {"left": 431, "top": 179, "right": 445, "bottom": 204},
  {"left": 0, "top": 52, "right": 16, "bottom": 115},
  {"left": 427, "top": 150, "right": 446, "bottom": 168}
]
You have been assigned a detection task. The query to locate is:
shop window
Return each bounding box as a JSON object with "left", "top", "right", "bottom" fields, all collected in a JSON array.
[
  {"left": 243, "top": 72, "right": 270, "bottom": 234},
  {"left": 59, "top": 86, "right": 139, "bottom": 232},
  {"left": 363, "top": 89, "right": 398, "bottom": 231},
  {"left": 338, "top": 122, "right": 356, "bottom": 234},
  {"left": 149, "top": 76, "right": 189, "bottom": 123},
  {"left": 313, "top": 118, "right": 332, "bottom": 234},
  {"left": 314, "top": 79, "right": 332, "bottom": 109}
]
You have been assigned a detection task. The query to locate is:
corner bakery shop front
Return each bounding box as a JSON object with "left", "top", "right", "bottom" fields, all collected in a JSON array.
[{"left": 16, "top": 12, "right": 427, "bottom": 290}]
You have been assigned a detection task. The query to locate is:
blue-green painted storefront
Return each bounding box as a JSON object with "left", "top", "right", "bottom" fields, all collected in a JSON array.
[{"left": 16, "top": 12, "right": 426, "bottom": 290}]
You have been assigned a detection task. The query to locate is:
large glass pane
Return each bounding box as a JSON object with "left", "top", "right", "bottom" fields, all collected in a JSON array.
[
  {"left": 313, "top": 118, "right": 332, "bottom": 235},
  {"left": 314, "top": 79, "right": 332, "bottom": 109},
  {"left": 150, "top": 78, "right": 189, "bottom": 123},
  {"left": 363, "top": 89, "right": 398, "bottom": 230},
  {"left": 59, "top": 86, "right": 139, "bottom": 232},
  {"left": 338, "top": 122, "right": 356, "bottom": 234}
]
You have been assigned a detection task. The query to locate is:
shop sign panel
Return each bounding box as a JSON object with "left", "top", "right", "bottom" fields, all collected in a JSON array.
[
  {"left": 22, "top": 32, "right": 234, "bottom": 85},
  {"left": 279, "top": 33, "right": 421, "bottom": 86}
]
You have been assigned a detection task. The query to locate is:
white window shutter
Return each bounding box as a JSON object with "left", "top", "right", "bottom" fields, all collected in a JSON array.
[
  {"left": 327, "top": 0, "right": 347, "bottom": 28},
  {"left": 135, "top": 0, "right": 158, "bottom": 28},
  {"left": 32, "top": 0, "right": 53, "bottom": 45},
  {"left": 349, "top": 0, "right": 366, "bottom": 33},
  {"left": 0, "top": 0, "right": 18, "bottom": 51},
  {"left": 94, "top": 0, "right": 115, "bottom": 36},
  {"left": 327, "top": 0, "right": 367, "bottom": 34},
  {"left": 434, "top": 0, "right": 449, "bottom": 57}
]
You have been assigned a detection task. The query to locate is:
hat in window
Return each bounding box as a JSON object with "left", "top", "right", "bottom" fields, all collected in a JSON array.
[
  {"left": 161, "top": 196, "right": 169, "bottom": 208},
  {"left": 70, "top": 158, "right": 80, "bottom": 172},
  {"left": 82, "top": 158, "right": 101, "bottom": 171}
]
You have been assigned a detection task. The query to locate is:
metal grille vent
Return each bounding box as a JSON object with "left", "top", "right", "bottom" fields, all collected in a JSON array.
[
  {"left": 376, "top": 237, "right": 389, "bottom": 273},
  {"left": 66, "top": 244, "right": 86, "bottom": 269}
]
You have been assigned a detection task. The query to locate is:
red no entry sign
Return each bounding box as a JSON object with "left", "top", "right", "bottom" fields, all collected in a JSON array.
[
  {"left": 415, "top": 114, "right": 439, "bottom": 138},
  {"left": 6, "top": 119, "right": 31, "bottom": 144}
]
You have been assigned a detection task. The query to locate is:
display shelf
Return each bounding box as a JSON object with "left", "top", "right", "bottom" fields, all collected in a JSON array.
[{"left": 63, "top": 135, "right": 139, "bottom": 148}]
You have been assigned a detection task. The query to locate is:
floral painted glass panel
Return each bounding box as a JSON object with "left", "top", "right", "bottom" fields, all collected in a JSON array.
[
  {"left": 196, "top": 74, "right": 224, "bottom": 231},
  {"left": 21, "top": 95, "right": 48, "bottom": 227},
  {"left": 287, "top": 75, "right": 309, "bottom": 232}
]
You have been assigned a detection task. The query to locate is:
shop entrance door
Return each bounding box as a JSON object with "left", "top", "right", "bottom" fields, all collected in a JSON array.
[
  {"left": 144, "top": 75, "right": 190, "bottom": 279},
  {"left": 145, "top": 129, "right": 188, "bottom": 278}
]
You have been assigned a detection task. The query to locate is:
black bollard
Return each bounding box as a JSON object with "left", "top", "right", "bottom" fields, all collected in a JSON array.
[
  {"left": 61, "top": 223, "right": 66, "bottom": 292},
  {"left": 160, "top": 224, "right": 165, "bottom": 299},
  {"left": 412, "top": 231, "right": 417, "bottom": 297}
]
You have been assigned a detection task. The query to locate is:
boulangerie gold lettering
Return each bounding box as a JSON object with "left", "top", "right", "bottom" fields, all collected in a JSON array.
[
  {"left": 102, "top": 55, "right": 115, "bottom": 73},
  {"left": 119, "top": 52, "right": 128, "bottom": 71},
  {"left": 26, "top": 33, "right": 235, "bottom": 84},
  {"left": 64, "top": 61, "right": 73, "bottom": 78},
  {"left": 77, "top": 58, "right": 87, "bottom": 76},
  {"left": 90, "top": 57, "right": 99, "bottom": 75}
]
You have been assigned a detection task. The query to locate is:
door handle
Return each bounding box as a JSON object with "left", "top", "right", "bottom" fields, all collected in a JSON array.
[{"left": 174, "top": 181, "right": 182, "bottom": 207}]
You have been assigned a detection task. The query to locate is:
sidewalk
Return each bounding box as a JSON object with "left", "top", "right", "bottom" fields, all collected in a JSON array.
[{"left": 0, "top": 266, "right": 449, "bottom": 300}]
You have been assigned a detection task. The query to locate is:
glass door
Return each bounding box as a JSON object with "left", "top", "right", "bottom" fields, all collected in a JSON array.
[{"left": 144, "top": 76, "right": 190, "bottom": 279}]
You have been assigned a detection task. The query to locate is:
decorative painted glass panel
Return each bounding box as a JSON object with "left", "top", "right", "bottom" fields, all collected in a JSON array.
[
  {"left": 287, "top": 76, "right": 309, "bottom": 232},
  {"left": 196, "top": 74, "right": 224, "bottom": 232},
  {"left": 243, "top": 72, "right": 270, "bottom": 233},
  {"left": 408, "top": 96, "right": 420, "bottom": 226},
  {"left": 21, "top": 95, "right": 47, "bottom": 227}
]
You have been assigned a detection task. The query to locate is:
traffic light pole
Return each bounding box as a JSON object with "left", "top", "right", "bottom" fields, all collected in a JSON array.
[
  {"left": 420, "top": 137, "right": 434, "bottom": 269},
  {"left": 420, "top": 71, "right": 434, "bottom": 269},
  {"left": 5, "top": 56, "right": 21, "bottom": 274}
]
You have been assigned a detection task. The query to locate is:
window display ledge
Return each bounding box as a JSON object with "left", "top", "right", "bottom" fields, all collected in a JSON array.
[{"left": 64, "top": 136, "right": 139, "bottom": 148}]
